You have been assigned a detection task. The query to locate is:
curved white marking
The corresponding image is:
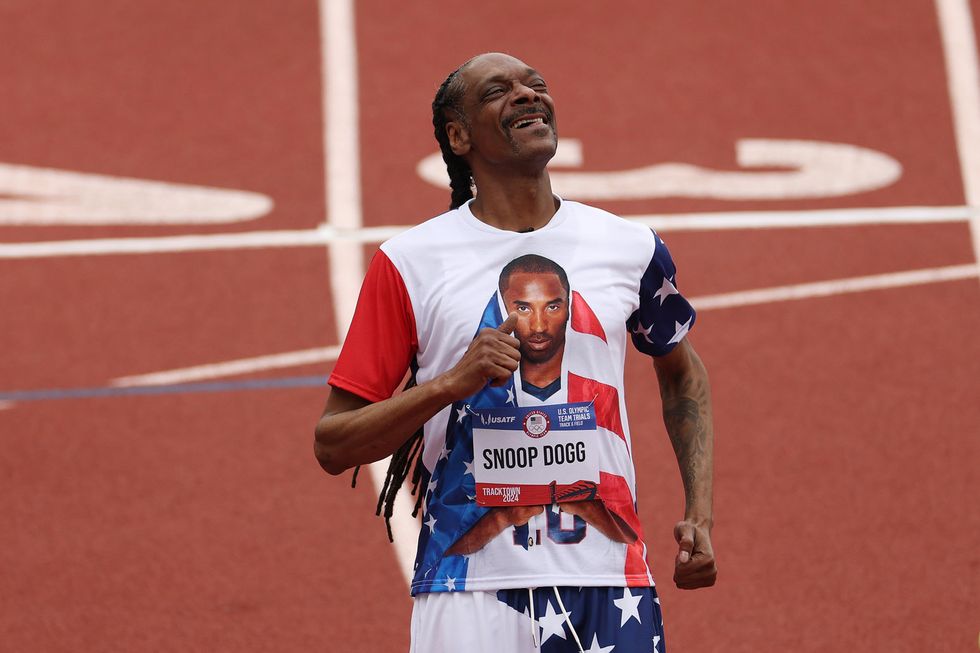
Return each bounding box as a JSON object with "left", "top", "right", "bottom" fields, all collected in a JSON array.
[
  {"left": 417, "top": 138, "right": 903, "bottom": 200},
  {"left": 0, "top": 163, "right": 273, "bottom": 225}
]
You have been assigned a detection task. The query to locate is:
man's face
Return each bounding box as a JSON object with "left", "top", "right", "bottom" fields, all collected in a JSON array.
[
  {"left": 451, "top": 53, "right": 558, "bottom": 166},
  {"left": 501, "top": 271, "right": 569, "bottom": 365}
]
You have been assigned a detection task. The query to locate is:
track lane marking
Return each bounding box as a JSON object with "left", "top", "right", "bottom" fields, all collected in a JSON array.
[
  {"left": 692, "top": 263, "right": 979, "bottom": 310},
  {"left": 319, "top": 0, "right": 418, "bottom": 586},
  {"left": 92, "top": 263, "right": 978, "bottom": 389},
  {"left": 321, "top": 0, "right": 364, "bottom": 342},
  {"left": 0, "top": 376, "right": 326, "bottom": 403},
  {"left": 936, "top": 0, "right": 980, "bottom": 279},
  {"left": 0, "top": 206, "right": 972, "bottom": 259},
  {"left": 112, "top": 346, "right": 343, "bottom": 387},
  {"left": 418, "top": 138, "right": 904, "bottom": 200},
  {"left": 0, "top": 163, "right": 273, "bottom": 225}
]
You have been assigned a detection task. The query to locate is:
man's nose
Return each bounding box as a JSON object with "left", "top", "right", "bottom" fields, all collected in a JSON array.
[
  {"left": 529, "top": 309, "right": 546, "bottom": 331},
  {"left": 511, "top": 81, "right": 539, "bottom": 105}
]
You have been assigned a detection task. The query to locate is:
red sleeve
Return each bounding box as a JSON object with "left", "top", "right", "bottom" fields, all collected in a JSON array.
[{"left": 328, "top": 250, "right": 419, "bottom": 402}]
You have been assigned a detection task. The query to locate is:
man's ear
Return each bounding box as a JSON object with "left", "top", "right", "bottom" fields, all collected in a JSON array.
[{"left": 446, "top": 120, "right": 471, "bottom": 157}]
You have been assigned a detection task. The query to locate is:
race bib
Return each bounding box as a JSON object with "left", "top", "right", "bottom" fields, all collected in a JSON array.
[{"left": 471, "top": 402, "right": 601, "bottom": 507}]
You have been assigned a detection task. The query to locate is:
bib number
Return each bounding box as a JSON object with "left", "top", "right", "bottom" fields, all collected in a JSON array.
[{"left": 472, "top": 402, "right": 601, "bottom": 507}]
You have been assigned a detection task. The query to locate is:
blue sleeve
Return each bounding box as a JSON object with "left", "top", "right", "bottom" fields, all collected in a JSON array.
[{"left": 627, "top": 231, "right": 697, "bottom": 357}]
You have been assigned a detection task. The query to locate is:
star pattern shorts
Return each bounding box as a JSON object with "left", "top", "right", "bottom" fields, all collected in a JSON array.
[{"left": 410, "top": 586, "right": 665, "bottom": 653}]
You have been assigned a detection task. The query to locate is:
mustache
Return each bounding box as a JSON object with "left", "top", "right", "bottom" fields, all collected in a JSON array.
[{"left": 501, "top": 106, "right": 553, "bottom": 130}]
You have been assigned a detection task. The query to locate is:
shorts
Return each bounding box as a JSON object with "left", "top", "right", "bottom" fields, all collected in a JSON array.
[{"left": 410, "top": 586, "right": 665, "bottom": 653}]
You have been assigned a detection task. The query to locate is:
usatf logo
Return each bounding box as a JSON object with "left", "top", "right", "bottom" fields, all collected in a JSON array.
[{"left": 522, "top": 410, "right": 550, "bottom": 438}]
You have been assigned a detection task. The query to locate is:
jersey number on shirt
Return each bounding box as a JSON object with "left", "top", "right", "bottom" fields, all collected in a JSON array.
[{"left": 512, "top": 509, "right": 587, "bottom": 548}]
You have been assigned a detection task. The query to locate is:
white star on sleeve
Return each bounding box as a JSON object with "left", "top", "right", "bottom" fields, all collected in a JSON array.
[
  {"left": 463, "top": 458, "right": 474, "bottom": 477},
  {"left": 667, "top": 316, "right": 692, "bottom": 345},
  {"left": 456, "top": 409, "right": 467, "bottom": 424},
  {"left": 630, "top": 320, "right": 655, "bottom": 344},
  {"left": 506, "top": 386, "right": 515, "bottom": 405},
  {"left": 583, "top": 633, "right": 615, "bottom": 653},
  {"left": 445, "top": 576, "right": 456, "bottom": 591},
  {"left": 613, "top": 587, "right": 643, "bottom": 627},
  {"left": 652, "top": 276, "right": 679, "bottom": 305},
  {"left": 537, "top": 601, "right": 568, "bottom": 643},
  {"left": 653, "top": 634, "right": 662, "bottom": 651},
  {"left": 424, "top": 513, "right": 437, "bottom": 533}
]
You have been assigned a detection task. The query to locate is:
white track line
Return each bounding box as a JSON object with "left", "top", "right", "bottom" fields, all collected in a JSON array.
[
  {"left": 320, "top": 0, "right": 418, "bottom": 587},
  {"left": 936, "top": 0, "right": 980, "bottom": 279},
  {"left": 322, "top": 0, "right": 365, "bottom": 342},
  {"left": 0, "top": 229, "right": 328, "bottom": 258},
  {"left": 690, "top": 263, "right": 979, "bottom": 310},
  {"left": 111, "top": 346, "right": 342, "bottom": 387},
  {"left": 0, "top": 206, "right": 971, "bottom": 259},
  {"left": 630, "top": 205, "right": 973, "bottom": 231},
  {"left": 103, "top": 262, "right": 978, "bottom": 386}
]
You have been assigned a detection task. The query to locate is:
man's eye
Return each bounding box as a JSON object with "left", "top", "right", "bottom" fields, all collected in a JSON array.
[
  {"left": 483, "top": 88, "right": 504, "bottom": 99},
  {"left": 517, "top": 306, "right": 530, "bottom": 312}
]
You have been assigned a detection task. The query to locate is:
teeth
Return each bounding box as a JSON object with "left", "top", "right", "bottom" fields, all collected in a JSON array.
[{"left": 513, "top": 117, "right": 544, "bottom": 129}]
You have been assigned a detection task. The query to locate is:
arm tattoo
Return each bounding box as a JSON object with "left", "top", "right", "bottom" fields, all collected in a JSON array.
[{"left": 658, "top": 364, "right": 713, "bottom": 508}]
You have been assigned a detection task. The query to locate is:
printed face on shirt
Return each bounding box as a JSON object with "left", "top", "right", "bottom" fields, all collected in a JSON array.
[{"left": 500, "top": 271, "right": 569, "bottom": 366}]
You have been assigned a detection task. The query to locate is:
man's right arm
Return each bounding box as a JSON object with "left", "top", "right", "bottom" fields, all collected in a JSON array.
[{"left": 313, "top": 313, "right": 521, "bottom": 475}]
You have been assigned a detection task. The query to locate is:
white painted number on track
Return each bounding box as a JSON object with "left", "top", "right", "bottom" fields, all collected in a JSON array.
[
  {"left": 417, "top": 138, "right": 902, "bottom": 201},
  {"left": 0, "top": 163, "right": 273, "bottom": 225}
]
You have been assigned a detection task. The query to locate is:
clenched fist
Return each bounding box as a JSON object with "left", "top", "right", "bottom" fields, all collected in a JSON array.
[{"left": 673, "top": 519, "right": 717, "bottom": 589}]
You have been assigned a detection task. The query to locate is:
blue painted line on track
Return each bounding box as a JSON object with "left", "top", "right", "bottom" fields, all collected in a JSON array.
[{"left": 0, "top": 375, "right": 327, "bottom": 403}]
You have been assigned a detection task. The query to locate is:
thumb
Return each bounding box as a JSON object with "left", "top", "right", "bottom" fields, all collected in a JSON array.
[
  {"left": 674, "top": 521, "right": 694, "bottom": 565},
  {"left": 498, "top": 312, "right": 519, "bottom": 334}
]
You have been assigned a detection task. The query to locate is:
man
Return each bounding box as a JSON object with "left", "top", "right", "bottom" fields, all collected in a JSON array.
[{"left": 315, "top": 52, "right": 716, "bottom": 653}]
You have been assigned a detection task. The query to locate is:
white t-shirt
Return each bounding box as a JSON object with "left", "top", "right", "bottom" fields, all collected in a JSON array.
[{"left": 329, "top": 197, "right": 696, "bottom": 594}]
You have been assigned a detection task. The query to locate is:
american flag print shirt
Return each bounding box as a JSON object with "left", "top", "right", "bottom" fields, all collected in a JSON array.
[{"left": 329, "top": 198, "right": 696, "bottom": 595}]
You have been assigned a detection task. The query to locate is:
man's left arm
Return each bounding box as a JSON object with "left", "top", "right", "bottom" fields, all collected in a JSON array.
[{"left": 653, "top": 337, "right": 718, "bottom": 589}]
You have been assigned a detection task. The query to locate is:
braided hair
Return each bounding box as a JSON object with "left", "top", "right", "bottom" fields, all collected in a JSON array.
[
  {"left": 432, "top": 66, "right": 474, "bottom": 209},
  {"left": 350, "top": 373, "right": 429, "bottom": 543},
  {"left": 354, "top": 65, "right": 475, "bottom": 543}
]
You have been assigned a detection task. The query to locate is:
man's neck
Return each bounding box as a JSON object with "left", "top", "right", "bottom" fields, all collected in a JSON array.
[{"left": 469, "top": 169, "right": 558, "bottom": 232}]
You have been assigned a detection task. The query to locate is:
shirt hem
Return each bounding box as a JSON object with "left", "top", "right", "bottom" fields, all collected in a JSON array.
[{"left": 327, "top": 373, "right": 390, "bottom": 404}]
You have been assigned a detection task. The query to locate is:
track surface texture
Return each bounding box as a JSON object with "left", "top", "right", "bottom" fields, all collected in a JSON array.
[{"left": 1, "top": 1, "right": 978, "bottom": 651}]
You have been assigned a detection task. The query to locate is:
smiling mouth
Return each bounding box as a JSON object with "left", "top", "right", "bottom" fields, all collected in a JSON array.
[
  {"left": 507, "top": 112, "right": 550, "bottom": 130},
  {"left": 511, "top": 117, "right": 546, "bottom": 129}
]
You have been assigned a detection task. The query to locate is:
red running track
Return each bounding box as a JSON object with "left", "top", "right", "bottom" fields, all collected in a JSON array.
[{"left": 1, "top": 1, "right": 978, "bottom": 651}]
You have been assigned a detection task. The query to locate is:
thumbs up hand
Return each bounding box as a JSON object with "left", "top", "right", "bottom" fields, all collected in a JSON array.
[{"left": 441, "top": 313, "right": 522, "bottom": 401}]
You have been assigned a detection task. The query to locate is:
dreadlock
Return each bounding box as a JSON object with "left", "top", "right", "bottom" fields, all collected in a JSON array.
[
  {"left": 350, "top": 373, "right": 430, "bottom": 543},
  {"left": 432, "top": 65, "right": 474, "bottom": 209},
  {"left": 352, "top": 65, "right": 475, "bottom": 543}
]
